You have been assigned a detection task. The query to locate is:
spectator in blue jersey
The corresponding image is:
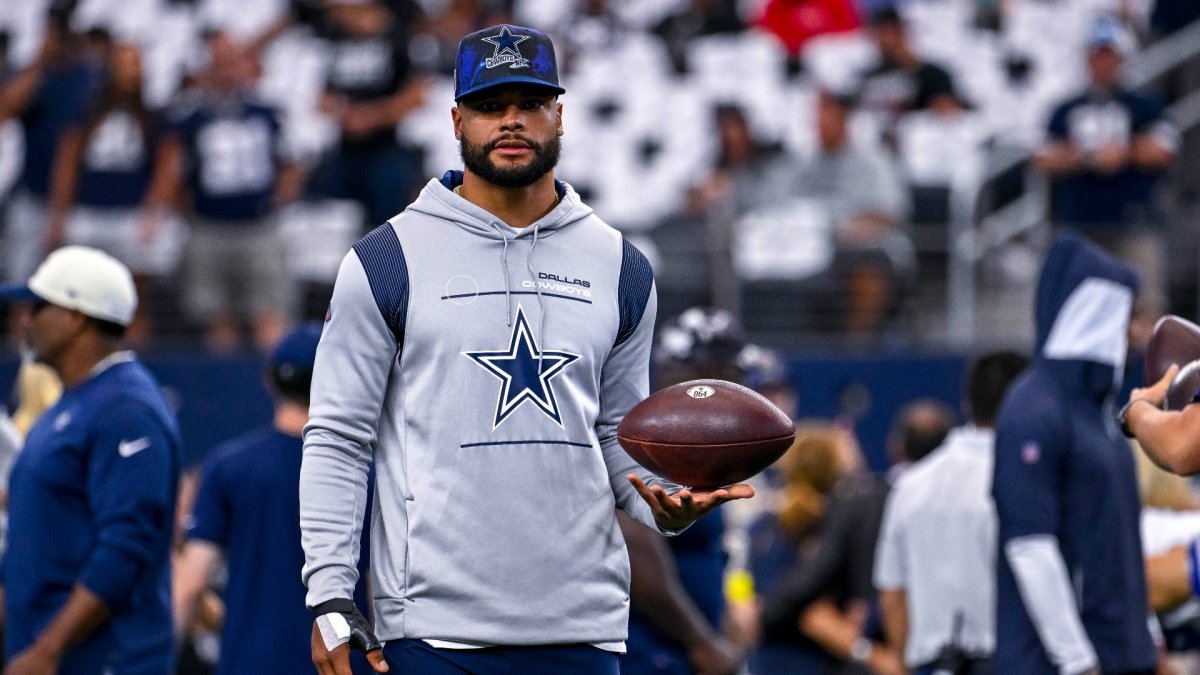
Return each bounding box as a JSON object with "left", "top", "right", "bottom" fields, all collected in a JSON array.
[
  {"left": 0, "top": 245, "right": 180, "bottom": 675},
  {"left": 173, "top": 323, "right": 374, "bottom": 675},
  {"left": 310, "top": 0, "right": 427, "bottom": 229},
  {"left": 1035, "top": 16, "right": 1177, "bottom": 317},
  {"left": 621, "top": 307, "right": 750, "bottom": 675},
  {"left": 0, "top": 11, "right": 104, "bottom": 284},
  {"left": 43, "top": 43, "right": 181, "bottom": 343},
  {"left": 159, "top": 30, "right": 305, "bottom": 353},
  {"left": 992, "top": 231, "right": 1157, "bottom": 675}
]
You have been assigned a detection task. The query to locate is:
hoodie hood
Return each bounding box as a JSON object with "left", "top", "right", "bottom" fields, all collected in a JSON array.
[
  {"left": 404, "top": 170, "right": 594, "bottom": 239},
  {"left": 1034, "top": 232, "right": 1139, "bottom": 401}
]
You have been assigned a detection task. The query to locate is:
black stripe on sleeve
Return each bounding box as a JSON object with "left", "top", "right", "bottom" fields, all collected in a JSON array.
[
  {"left": 614, "top": 238, "right": 654, "bottom": 348},
  {"left": 352, "top": 224, "right": 410, "bottom": 345}
]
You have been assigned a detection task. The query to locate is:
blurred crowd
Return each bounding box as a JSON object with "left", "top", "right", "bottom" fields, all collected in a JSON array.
[{"left": 0, "top": 0, "right": 1195, "bottom": 353}]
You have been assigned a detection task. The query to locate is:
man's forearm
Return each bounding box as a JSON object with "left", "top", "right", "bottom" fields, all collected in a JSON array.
[
  {"left": 1127, "top": 401, "right": 1200, "bottom": 475},
  {"left": 172, "top": 540, "right": 221, "bottom": 635},
  {"left": 32, "top": 584, "right": 110, "bottom": 656},
  {"left": 1145, "top": 546, "right": 1191, "bottom": 613},
  {"left": 144, "top": 137, "right": 183, "bottom": 213},
  {"left": 1130, "top": 134, "right": 1175, "bottom": 170},
  {"left": 0, "top": 62, "right": 45, "bottom": 122},
  {"left": 1034, "top": 143, "right": 1085, "bottom": 175},
  {"left": 799, "top": 598, "right": 901, "bottom": 674},
  {"left": 878, "top": 588, "right": 908, "bottom": 654}
]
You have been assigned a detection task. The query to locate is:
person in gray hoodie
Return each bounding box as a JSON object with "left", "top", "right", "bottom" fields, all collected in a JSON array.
[{"left": 299, "top": 24, "right": 754, "bottom": 675}]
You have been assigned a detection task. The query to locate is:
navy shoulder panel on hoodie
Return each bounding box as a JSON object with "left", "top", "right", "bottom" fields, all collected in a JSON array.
[
  {"left": 354, "top": 223, "right": 409, "bottom": 344},
  {"left": 615, "top": 239, "right": 654, "bottom": 348}
]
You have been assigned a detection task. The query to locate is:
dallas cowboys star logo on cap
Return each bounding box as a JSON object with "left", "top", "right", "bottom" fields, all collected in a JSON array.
[
  {"left": 482, "top": 25, "right": 531, "bottom": 69},
  {"left": 466, "top": 305, "right": 579, "bottom": 428}
]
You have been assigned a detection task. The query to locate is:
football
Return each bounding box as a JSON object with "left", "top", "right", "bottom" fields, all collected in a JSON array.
[
  {"left": 617, "top": 379, "right": 795, "bottom": 489},
  {"left": 1145, "top": 315, "right": 1200, "bottom": 385}
]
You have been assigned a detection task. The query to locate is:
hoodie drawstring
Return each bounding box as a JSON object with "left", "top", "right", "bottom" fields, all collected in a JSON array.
[
  {"left": 526, "top": 221, "right": 545, "bottom": 372},
  {"left": 495, "top": 218, "right": 548, "bottom": 371},
  {"left": 496, "top": 224, "right": 513, "bottom": 327}
]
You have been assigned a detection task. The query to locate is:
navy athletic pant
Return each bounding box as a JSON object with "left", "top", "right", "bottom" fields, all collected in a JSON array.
[{"left": 381, "top": 639, "right": 620, "bottom": 674}]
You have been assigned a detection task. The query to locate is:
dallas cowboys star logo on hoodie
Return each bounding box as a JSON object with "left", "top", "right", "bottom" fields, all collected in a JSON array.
[{"left": 465, "top": 305, "right": 580, "bottom": 428}]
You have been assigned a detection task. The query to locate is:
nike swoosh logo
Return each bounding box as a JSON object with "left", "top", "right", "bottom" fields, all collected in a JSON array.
[{"left": 117, "top": 437, "right": 152, "bottom": 458}]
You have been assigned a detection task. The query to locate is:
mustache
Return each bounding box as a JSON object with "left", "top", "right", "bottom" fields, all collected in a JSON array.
[{"left": 484, "top": 135, "right": 541, "bottom": 153}]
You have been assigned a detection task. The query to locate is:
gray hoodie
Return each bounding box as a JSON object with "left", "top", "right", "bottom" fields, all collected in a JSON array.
[{"left": 299, "top": 172, "right": 678, "bottom": 647}]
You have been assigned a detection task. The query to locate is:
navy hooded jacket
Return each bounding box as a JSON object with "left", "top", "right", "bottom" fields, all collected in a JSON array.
[{"left": 992, "top": 233, "right": 1155, "bottom": 673}]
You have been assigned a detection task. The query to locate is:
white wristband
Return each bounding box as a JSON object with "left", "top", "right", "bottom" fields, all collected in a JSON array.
[
  {"left": 316, "top": 612, "right": 352, "bottom": 651},
  {"left": 851, "top": 636, "right": 873, "bottom": 664}
]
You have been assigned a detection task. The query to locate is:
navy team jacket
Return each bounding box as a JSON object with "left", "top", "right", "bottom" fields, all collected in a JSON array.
[{"left": 4, "top": 356, "right": 179, "bottom": 674}]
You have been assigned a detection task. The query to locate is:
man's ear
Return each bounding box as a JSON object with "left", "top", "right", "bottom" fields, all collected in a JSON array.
[
  {"left": 556, "top": 102, "right": 564, "bottom": 136},
  {"left": 67, "top": 309, "right": 91, "bottom": 338},
  {"left": 451, "top": 105, "right": 463, "bottom": 140}
]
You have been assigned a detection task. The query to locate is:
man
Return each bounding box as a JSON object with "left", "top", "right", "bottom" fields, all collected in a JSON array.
[
  {"left": 311, "top": 0, "right": 427, "bottom": 230},
  {"left": 992, "top": 232, "right": 1156, "bottom": 675},
  {"left": 883, "top": 399, "right": 956, "bottom": 481},
  {"left": 159, "top": 29, "right": 304, "bottom": 352},
  {"left": 1034, "top": 16, "right": 1176, "bottom": 316},
  {"left": 736, "top": 90, "right": 911, "bottom": 337},
  {"left": 299, "top": 24, "right": 752, "bottom": 675},
  {"left": 856, "top": 8, "right": 960, "bottom": 134},
  {"left": 174, "top": 324, "right": 372, "bottom": 675},
  {"left": 0, "top": 246, "right": 180, "bottom": 674},
  {"left": 874, "top": 351, "right": 1029, "bottom": 674},
  {"left": 0, "top": 10, "right": 103, "bottom": 284}
]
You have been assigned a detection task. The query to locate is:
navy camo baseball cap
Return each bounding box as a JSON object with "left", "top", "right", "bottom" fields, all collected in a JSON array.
[{"left": 455, "top": 24, "right": 565, "bottom": 101}]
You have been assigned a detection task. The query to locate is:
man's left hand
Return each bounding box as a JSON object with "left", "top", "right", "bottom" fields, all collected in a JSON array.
[
  {"left": 5, "top": 642, "right": 61, "bottom": 675},
  {"left": 1131, "top": 363, "right": 1179, "bottom": 409},
  {"left": 627, "top": 474, "right": 754, "bottom": 531}
]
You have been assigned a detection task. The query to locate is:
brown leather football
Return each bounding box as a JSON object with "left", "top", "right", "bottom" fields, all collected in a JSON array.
[
  {"left": 617, "top": 379, "right": 795, "bottom": 488},
  {"left": 1145, "top": 315, "right": 1200, "bottom": 386}
]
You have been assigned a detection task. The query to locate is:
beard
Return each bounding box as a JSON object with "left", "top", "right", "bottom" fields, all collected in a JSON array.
[{"left": 460, "top": 134, "right": 561, "bottom": 188}]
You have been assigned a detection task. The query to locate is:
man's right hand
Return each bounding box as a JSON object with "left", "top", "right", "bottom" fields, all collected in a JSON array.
[
  {"left": 687, "top": 633, "right": 743, "bottom": 675},
  {"left": 310, "top": 600, "right": 388, "bottom": 675}
]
